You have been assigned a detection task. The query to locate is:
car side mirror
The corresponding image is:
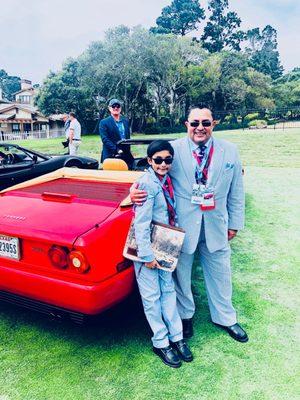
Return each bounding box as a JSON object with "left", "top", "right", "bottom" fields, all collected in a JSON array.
[{"left": 32, "top": 155, "right": 38, "bottom": 163}]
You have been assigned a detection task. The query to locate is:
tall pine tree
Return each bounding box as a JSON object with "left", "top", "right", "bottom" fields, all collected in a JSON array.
[
  {"left": 150, "top": 0, "right": 205, "bottom": 36},
  {"left": 246, "top": 25, "right": 283, "bottom": 80},
  {"left": 201, "top": 0, "right": 245, "bottom": 52}
]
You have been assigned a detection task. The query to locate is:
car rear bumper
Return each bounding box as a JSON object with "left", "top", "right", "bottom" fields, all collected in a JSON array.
[{"left": 0, "top": 264, "right": 135, "bottom": 316}]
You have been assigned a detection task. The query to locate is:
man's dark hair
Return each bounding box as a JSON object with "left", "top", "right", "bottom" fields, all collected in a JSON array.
[
  {"left": 147, "top": 140, "right": 174, "bottom": 158},
  {"left": 69, "top": 112, "right": 76, "bottom": 118},
  {"left": 187, "top": 106, "right": 215, "bottom": 120}
]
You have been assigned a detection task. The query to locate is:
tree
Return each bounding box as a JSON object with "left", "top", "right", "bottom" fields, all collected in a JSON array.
[
  {"left": 272, "top": 68, "right": 300, "bottom": 109},
  {"left": 0, "top": 69, "right": 21, "bottom": 100},
  {"left": 150, "top": 0, "right": 205, "bottom": 36},
  {"left": 245, "top": 25, "right": 283, "bottom": 80},
  {"left": 35, "top": 60, "right": 95, "bottom": 131},
  {"left": 186, "top": 52, "right": 274, "bottom": 115},
  {"left": 201, "top": 0, "right": 245, "bottom": 53}
]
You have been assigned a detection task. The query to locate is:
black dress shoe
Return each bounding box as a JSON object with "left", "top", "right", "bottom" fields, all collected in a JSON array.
[
  {"left": 153, "top": 346, "right": 182, "bottom": 368},
  {"left": 170, "top": 339, "right": 193, "bottom": 362},
  {"left": 214, "top": 322, "right": 249, "bottom": 343},
  {"left": 182, "top": 318, "right": 193, "bottom": 339}
]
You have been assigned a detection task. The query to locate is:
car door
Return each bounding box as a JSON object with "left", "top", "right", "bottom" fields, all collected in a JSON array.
[{"left": 0, "top": 146, "right": 36, "bottom": 190}]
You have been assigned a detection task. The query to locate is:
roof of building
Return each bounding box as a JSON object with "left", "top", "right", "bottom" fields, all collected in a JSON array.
[
  {"left": 12, "top": 87, "right": 36, "bottom": 96},
  {"left": 0, "top": 102, "right": 49, "bottom": 123}
]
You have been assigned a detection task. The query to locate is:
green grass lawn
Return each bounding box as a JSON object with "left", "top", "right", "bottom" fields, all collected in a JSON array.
[{"left": 1, "top": 129, "right": 299, "bottom": 400}]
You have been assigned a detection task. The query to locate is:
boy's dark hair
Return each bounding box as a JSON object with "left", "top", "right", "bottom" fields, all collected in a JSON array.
[
  {"left": 147, "top": 140, "right": 174, "bottom": 158},
  {"left": 69, "top": 112, "right": 76, "bottom": 118}
]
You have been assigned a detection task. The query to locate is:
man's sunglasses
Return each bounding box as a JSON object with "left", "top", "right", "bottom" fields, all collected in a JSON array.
[
  {"left": 111, "top": 104, "right": 121, "bottom": 109},
  {"left": 189, "top": 120, "right": 212, "bottom": 128},
  {"left": 151, "top": 156, "right": 173, "bottom": 165}
]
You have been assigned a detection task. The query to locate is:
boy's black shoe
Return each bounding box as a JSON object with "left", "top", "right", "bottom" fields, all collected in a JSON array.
[
  {"left": 182, "top": 318, "right": 193, "bottom": 339},
  {"left": 170, "top": 339, "right": 193, "bottom": 362},
  {"left": 153, "top": 346, "right": 182, "bottom": 368}
]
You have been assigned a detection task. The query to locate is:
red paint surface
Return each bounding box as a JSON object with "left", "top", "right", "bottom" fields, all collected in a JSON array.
[{"left": 0, "top": 178, "right": 136, "bottom": 315}]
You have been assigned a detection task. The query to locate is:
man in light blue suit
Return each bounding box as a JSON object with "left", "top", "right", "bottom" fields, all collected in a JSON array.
[{"left": 132, "top": 107, "right": 248, "bottom": 343}]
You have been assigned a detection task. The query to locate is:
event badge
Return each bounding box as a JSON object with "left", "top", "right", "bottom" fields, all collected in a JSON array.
[
  {"left": 191, "top": 184, "right": 215, "bottom": 210},
  {"left": 191, "top": 184, "right": 204, "bottom": 205},
  {"left": 200, "top": 191, "right": 215, "bottom": 210}
]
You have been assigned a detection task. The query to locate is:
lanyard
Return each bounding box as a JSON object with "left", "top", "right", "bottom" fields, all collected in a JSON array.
[
  {"left": 157, "top": 173, "right": 178, "bottom": 226},
  {"left": 159, "top": 174, "right": 176, "bottom": 210},
  {"left": 193, "top": 143, "right": 214, "bottom": 184}
]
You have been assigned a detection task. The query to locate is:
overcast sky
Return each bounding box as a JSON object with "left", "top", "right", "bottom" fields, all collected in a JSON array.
[{"left": 1, "top": 0, "right": 299, "bottom": 83}]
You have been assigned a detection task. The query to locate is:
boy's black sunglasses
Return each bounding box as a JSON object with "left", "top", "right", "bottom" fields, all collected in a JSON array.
[
  {"left": 189, "top": 120, "right": 212, "bottom": 128},
  {"left": 151, "top": 156, "right": 173, "bottom": 165},
  {"left": 111, "top": 104, "right": 121, "bottom": 109}
]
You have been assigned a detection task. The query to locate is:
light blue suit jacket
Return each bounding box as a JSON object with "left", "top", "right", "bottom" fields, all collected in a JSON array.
[
  {"left": 170, "top": 136, "right": 245, "bottom": 254},
  {"left": 134, "top": 168, "right": 170, "bottom": 262}
]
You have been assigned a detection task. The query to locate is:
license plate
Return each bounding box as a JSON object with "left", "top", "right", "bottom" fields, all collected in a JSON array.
[{"left": 0, "top": 235, "right": 20, "bottom": 260}]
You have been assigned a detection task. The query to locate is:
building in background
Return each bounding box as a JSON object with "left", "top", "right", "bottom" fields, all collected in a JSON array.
[
  {"left": 0, "top": 79, "right": 64, "bottom": 140},
  {"left": 0, "top": 79, "right": 48, "bottom": 137}
]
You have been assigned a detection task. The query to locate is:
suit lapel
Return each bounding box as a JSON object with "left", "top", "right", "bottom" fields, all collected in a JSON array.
[
  {"left": 109, "top": 116, "right": 121, "bottom": 139},
  {"left": 148, "top": 167, "right": 160, "bottom": 185},
  {"left": 177, "top": 137, "right": 195, "bottom": 185},
  {"left": 207, "top": 138, "right": 224, "bottom": 188}
]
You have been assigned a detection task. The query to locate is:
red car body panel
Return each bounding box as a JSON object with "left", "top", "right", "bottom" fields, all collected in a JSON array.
[{"left": 0, "top": 176, "right": 140, "bottom": 316}]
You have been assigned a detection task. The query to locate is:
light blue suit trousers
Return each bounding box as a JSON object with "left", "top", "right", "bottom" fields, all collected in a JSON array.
[
  {"left": 173, "top": 223, "right": 236, "bottom": 326},
  {"left": 134, "top": 263, "right": 183, "bottom": 348}
]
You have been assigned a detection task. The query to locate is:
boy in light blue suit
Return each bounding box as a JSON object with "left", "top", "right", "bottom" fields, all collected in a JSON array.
[
  {"left": 133, "top": 140, "right": 193, "bottom": 368},
  {"left": 131, "top": 108, "right": 248, "bottom": 343}
]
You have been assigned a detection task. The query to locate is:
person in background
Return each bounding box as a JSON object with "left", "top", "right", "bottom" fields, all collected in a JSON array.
[
  {"left": 131, "top": 107, "right": 248, "bottom": 344},
  {"left": 99, "top": 98, "right": 133, "bottom": 168},
  {"left": 62, "top": 114, "right": 70, "bottom": 138},
  {"left": 133, "top": 139, "right": 193, "bottom": 368},
  {"left": 68, "top": 112, "right": 81, "bottom": 155},
  {"left": 61, "top": 114, "right": 70, "bottom": 153}
]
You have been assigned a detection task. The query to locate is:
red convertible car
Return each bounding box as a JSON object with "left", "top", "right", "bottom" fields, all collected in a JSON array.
[{"left": 0, "top": 167, "right": 144, "bottom": 323}]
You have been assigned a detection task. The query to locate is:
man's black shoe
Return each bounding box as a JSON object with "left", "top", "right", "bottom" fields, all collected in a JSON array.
[
  {"left": 182, "top": 318, "right": 193, "bottom": 339},
  {"left": 170, "top": 339, "right": 193, "bottom": 362},
  {"left": 153, "top": 346, "right": 182, "bottom": 368},
  {"left": 214, "top": 322, "right": 249, "bottom": 343}
]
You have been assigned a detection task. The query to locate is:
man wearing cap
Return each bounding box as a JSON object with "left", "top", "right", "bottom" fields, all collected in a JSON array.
[{"left": 99, "top": 98, "right": 132, "bottom": 167}]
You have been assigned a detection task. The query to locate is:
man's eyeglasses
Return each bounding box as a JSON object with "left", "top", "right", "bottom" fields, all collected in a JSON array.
[
  {"left": 111, "top": 104, "right": 121, "bottom": 109},
  {"left": 189, "top": 120, "right": 212, "bottom": 128},
  {"left": 151, "top": 156, "right": 173, "bottom": 165}
]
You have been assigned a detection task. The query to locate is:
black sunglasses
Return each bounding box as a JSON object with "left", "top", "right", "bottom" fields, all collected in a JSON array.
[
  {"left": 189, "top": 120, "right": 212, "bottom": 128},
  {"left": 111, "top": 104, "right": 121, "bottom": 109},
  {"left": 151, "top": 156, "right": 173, "bottom": 165}
]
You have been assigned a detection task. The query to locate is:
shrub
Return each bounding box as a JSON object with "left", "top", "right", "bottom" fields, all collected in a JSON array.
[
  {"left": 214, "top": 122, "right": 243, "bottom": 131},
  {"left": 143, "top": 124, "right": 184, "bottom": 134},
  {"left": 244, "top": 113, "right": 260, "bottom": 123},
  {"left": 248, "top": 119, "right": 268, "bottom": 128}
]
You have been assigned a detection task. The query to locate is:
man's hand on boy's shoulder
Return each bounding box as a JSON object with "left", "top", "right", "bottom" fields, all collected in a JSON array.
[{"left": 130, "top": 182, "right": 148, "bottom": 205}]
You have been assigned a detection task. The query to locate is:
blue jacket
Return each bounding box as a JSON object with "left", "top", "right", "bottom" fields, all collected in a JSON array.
[
  {"left": 134, "top": 168, "right": 171, "bottom": 262},
  {"left": 99, "top": 116, "right": 131, "bottom": 162}
]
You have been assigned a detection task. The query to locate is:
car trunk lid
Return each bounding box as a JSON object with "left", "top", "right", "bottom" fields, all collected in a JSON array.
[{"left": 0, "top": 178, "right": 131, "bottom": 245}]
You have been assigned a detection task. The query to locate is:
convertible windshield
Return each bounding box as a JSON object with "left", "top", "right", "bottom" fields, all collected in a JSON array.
[{"left": 0, "top": 145, "right": 44, "bottom": 165}]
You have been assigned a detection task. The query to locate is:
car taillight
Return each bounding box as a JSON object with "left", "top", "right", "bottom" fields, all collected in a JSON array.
[
  {"left": 68, "top": 250, "right": 90, "bottom": 273},
  {"left": 48, "top": 246, "right": 68, "bottom": 269}
]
